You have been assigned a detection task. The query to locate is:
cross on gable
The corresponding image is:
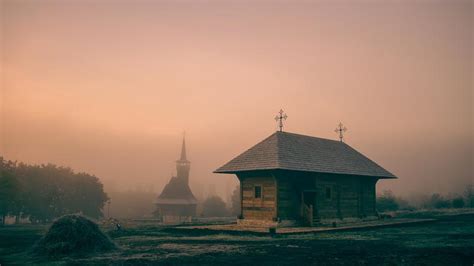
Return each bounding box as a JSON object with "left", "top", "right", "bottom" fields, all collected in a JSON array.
[
  {"left": 335, "top": 122, "right": 348, "bottom": 142},
  {"left": 275, "top": 109, "right": 288, "bottom": 132}
]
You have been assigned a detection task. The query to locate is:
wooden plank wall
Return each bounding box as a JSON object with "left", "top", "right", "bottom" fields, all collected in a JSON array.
[
  {"left": 315, "top": 175, "right": 378, "bottom": 219},
  {"left": 314, "top": 175, "right": 340, "bottom": 219},
  {"left": 361, "top": 178, "right": 377, "bottom": 216},
  {"left": 339, "top": 178, "right": 361, "bottom": 217},
  {"left": 237, "top": 171, "right": 378, "bottom": 222},
  {"left": 240, "top": 176, "right": 276, "bottom": 220},
  {"left": 277, "top": 176, "right": 300, "bottom": 220},
  {"left": 274, "top": 171, "right": 379, "bottom": 220}
]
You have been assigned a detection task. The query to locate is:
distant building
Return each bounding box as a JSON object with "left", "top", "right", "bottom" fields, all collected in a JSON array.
[
  {"left": 215, "top": 131, "right": 396, "bottom": 226},
  {"left": 155, "top": 136, "right": 197, "bottom": 224}
]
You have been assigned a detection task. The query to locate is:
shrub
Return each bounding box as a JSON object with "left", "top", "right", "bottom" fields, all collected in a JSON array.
[
  {"left": 396, "top": 197, "right": 416, "bottom": 211},
  {"left": 201, "top": 196, "right": 229, "bottom": 217},
  {"left": 429, "top": 194, "right": 451, "bottom": 209},
  {"left": 377, "top": 190, "right": 399, "bottom": 212},
  {"left": 452, "top": 197, "right": 465, "bottom": 208},
  {"left": 32, "top": 214, "right": 116, "bottom": 257}
]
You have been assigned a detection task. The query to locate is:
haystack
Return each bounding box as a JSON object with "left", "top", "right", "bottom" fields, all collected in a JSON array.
[{"left": 33, "top": 214, "right": 116, "bottom": 257}]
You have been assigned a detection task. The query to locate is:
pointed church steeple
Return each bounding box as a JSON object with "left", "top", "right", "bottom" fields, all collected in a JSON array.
[
  {"left": 176, "top": 133, "right": 190, "bottom": 183},
  {"left": 180, "top": 135, "right": 187, "bottom": 161}
]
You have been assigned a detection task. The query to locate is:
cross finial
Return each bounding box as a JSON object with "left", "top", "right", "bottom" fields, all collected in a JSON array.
[
  {"left": 335, "top": 122, "right": 348, "bottom": 142},
  {"left": 275, "top": 109, "right": 288, "bottom": 132}
]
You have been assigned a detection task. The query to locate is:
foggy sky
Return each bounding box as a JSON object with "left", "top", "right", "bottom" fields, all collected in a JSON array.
[{"left": 1, "top": 0, "right": 472, "bottom": 200}]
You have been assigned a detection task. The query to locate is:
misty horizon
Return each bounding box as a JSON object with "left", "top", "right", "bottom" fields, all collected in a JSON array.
[{"left": 1, "top": 0, "right": 472, "bottom": 202}]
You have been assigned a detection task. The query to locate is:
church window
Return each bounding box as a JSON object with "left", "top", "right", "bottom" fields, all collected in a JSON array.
[
  {"left": 254, "top": 186, "right": 262, "bottom": 199},
  {"left": 325, "top": 187, "right": 332, "bottom": 200}
]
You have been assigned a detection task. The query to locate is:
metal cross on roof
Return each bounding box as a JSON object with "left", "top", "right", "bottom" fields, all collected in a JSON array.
[
  {"left": 335, "top": 122, "right": 348, "bottom": 142},
  {"left": 275, "top": 109, "right": 288, "bottom": 132}
]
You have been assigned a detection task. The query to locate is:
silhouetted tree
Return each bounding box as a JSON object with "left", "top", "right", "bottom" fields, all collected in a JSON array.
[
  {"left": 0, "top": 157, "right": 108, "bottom": 223},
  {"left": 0, "top": 158, "right": 20, "bottom": 225},
  {"left": 202, "top": 196, "right": 228, "bottom": 217}
]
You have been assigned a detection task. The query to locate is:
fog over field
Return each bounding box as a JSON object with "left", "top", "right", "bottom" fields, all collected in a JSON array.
[{"left": 1, "top": 0, "right": 472, "bottom": 204}]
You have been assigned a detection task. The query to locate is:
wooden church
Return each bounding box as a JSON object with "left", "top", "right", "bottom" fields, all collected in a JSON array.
[
  {"left": 155, "top": 136, "right": 197, "bottom": 224},
  {"left": 215, "top": 118, "right": 396, "bottom": 226}
]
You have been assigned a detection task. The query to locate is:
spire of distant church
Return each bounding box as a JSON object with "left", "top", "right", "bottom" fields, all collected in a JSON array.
[
  {"left": 176, "top": 132, "right": 190, "bottom": 183},
  {"left": 179, "top": 133, "right": 187, "bottom": 161}
]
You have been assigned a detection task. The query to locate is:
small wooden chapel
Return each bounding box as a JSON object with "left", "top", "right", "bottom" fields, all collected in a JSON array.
[{"left": 215, "top": 111, "right": 396, "bottom": 226}]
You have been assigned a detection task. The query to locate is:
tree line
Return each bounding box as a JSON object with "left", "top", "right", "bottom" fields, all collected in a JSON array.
[
  {"left": 377, "top": 186, "right": 474, "bottom": 212},
  {"left": 0, "top": 157, "right": 108, "bottom": 224}
]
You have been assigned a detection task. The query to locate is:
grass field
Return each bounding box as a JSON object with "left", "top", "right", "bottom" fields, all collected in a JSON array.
[{"left": 1, "top": 214, "right": 473, "bottom": 265}]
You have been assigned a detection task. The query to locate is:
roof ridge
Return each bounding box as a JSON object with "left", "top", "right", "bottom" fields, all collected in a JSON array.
[{"left": 278, "top": 131, "right": 342, "bottom": 144}]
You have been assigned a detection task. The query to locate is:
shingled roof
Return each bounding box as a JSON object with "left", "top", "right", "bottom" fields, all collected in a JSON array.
[
  {"left": 214, "top": 131, "right": 396, "bottom": 179},
  {"left": 156, "top": 177, "right": 197, "bottom": 205}
]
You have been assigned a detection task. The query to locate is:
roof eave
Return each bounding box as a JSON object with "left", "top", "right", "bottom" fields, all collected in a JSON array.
[
  {"left": 378, "top": 175, "right": 398, "bottom": 179},
  {"left": 214, "top": 167, "right": 397, "bottom": 179},
  {"left": 213, "top": 167, "right": 280, "bottom": 174},
  {"left": 213, "top": 170, "right": 235, "bottom": 174}
]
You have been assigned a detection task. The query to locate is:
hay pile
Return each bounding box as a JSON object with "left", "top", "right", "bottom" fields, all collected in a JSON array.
[{"left": 33, "top": 214, "right": 116, "bottom": 257}]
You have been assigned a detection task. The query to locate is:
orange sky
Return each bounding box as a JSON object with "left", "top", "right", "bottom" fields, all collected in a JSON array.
[{"left": 1, "top": 0, "right": 472, "bottom": 200}]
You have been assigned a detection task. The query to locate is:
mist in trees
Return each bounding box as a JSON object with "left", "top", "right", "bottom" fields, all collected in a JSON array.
[
  {"left": 106, "top": 190, "right": 156, "bottom": 219},
  {"left": 377, "top": 186, "right": 474, "bottom": 213},
  {"left": 201, "top": 196, "right": 229, "bottom": 217},
  {"left": 2, "top": 153, "right": 471, "bottom": 223},
  {"left": 464, "top": 185, "right": 474, "bottom": 208},
  {"left": 0, "top": 157, "right": 108, "bottom": 224},
  {"left": 230, "top": 185, "right": 240, "bottom": 217},
  {"left": 376, "top": 190, "right": 400, "bottom": 212}
]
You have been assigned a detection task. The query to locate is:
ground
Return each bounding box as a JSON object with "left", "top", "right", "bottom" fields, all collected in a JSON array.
[{"left": 1, "top": 213, "right": 473, "bottom": 265}]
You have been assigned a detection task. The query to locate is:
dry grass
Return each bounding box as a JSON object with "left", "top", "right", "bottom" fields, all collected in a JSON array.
[{"left": 1, "top": 212, "right": 473, "bottom": 265}]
